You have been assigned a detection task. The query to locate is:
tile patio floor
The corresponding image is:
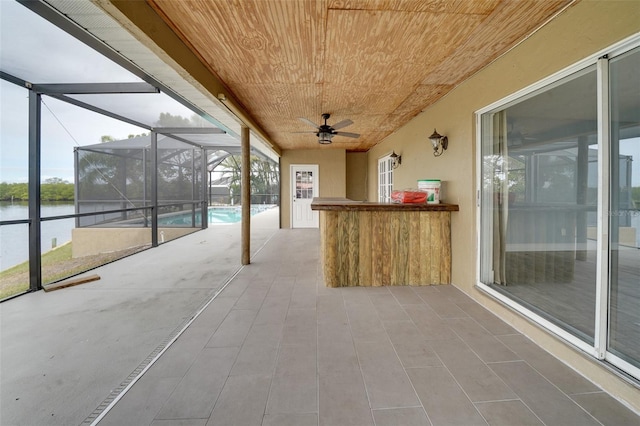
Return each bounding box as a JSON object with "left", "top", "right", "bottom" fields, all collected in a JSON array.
[{"left": 96, "top": 229, "right": 639, "bottom": 426}]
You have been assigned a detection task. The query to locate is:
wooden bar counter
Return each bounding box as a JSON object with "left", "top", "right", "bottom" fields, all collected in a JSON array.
[{"left": 311, "top": 198, "right": 459, "bottom": 287}]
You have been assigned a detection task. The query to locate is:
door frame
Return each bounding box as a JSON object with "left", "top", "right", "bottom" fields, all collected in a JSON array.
[{"left": 474, "top": 34, "right": 640, "bottom": 380}]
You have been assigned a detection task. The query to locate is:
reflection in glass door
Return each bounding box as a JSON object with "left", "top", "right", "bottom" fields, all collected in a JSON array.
[
  {"left": 479, "top": 66, "right": 599, "bottom": 344},
  {"left": 608, "top": 47, "right": 640, "bottom": 370}
]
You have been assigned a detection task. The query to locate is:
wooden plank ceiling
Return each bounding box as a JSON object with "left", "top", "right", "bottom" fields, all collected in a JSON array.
[{"left": 147, "top": 0, "right": 574, "bottom": 152}]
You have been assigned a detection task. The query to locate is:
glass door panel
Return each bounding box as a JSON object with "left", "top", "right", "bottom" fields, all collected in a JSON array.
[
  {"left": 608, "top": 47, "right": 640, "bottom": 368},
  {"left": 480, "top": 66, "right": 599, "bottom": 343},
  {"left": 295, "top": 170, "right": 313, "bottom": 200}
]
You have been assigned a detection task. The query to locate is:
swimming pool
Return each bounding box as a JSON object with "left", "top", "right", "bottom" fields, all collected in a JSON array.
[{"left": 158, "top": 205, "right": 274, "bottom": 226}]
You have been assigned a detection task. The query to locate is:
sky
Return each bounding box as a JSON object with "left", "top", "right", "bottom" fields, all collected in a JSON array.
[
  {"left": 0, "top": 0, "right": 214, "bottom": 184},
  {"left": 0, "top": 81, "right": 148, "bottom": 183},
  {"left": 0, "top": 1, "right": 147, "bottom": 183}
]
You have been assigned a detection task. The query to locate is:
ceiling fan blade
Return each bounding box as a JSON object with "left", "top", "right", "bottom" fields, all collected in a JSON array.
[
  {"left": 335, "top": 131, "right": 360, "bottom": 138},
  {"left": 291, "top": 131, "right": 317, "bottom": 134},
  {"left": 298, "top": 117, "right": 319, "bottom": 129},
  {"left": 331, "top": 119, "right": 353, "bottom": 130}
]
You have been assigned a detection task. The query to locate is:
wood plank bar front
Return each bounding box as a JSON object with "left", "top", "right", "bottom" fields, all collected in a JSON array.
[{"left": 312, "top": 198, "right": 459, "bottom": 288}]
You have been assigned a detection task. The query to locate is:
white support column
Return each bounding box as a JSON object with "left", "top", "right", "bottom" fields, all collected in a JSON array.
[{"left": 594, "top": 56, "right": 610, "bottom": 359}]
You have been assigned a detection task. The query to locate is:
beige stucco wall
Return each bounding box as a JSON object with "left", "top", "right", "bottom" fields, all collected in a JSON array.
[
  {"left": 280, "top": 149, "right": 346, "bottom": 228},
  {"left": 346, "top": 152, "right": 369, "bottom": 201},
  {"left": 72, "top": 227, "right": 197, "bottom": 258},
  {"left": 367, "top": 0, "right": 640, "bottom": 410}
]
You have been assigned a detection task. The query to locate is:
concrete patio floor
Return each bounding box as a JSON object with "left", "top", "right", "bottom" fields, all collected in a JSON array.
[
  {"left": 1, "top": 207, "right": 279, "bottom": 426},
  {"left": 2, "top": 206, "right": 640, "bottom": 425}
]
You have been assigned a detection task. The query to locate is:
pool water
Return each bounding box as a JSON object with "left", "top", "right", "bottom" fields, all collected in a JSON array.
[{"left": 159, "top": 205, "right": 273, "bottom": 226}]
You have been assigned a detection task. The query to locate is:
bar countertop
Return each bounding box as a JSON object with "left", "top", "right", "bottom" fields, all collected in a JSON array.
[{"left": 311, "top": 197, "right": 459, "bottom": 212}]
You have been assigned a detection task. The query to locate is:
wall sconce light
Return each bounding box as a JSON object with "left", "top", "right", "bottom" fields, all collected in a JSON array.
[
  {"left": 429, "top": 129, "right": 448, "bottom": 157},
  {"left": 390, "top": 151, "right": 402, "bottom": 169}
]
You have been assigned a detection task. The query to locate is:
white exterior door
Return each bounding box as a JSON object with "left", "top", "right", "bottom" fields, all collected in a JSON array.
[{"left": 291, "top": 164, "right": 319, "bottom": 228}]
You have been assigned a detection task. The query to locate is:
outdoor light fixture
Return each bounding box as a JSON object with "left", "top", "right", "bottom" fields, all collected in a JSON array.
[
  {"left": 429, "top": 129, "right": 448, "bottom": 157},
  {"left": 318, "top": 131, "right": 334, "bottom": 144},
  {"left": 390, "top": 151, "right": 402, "bottom": 169}
]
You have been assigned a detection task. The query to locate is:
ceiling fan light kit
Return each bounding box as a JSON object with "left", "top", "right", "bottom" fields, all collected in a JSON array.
[
  {"left": 297, "top": 113, "right": 360, "bottom": 145},
  {"left": 318, "top": 132, "right": 334, "bottom": 144}
]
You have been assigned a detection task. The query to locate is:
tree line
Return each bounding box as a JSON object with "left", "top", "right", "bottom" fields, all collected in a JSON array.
[
  {"left": 2, "top": 177, "right": 639, "bottom": 207},
  {"left": 216, "top": 155, "right": 280, "bottom": 205},
  {"left": 0, "top": 178, "right": 74, "bottom": 201}
]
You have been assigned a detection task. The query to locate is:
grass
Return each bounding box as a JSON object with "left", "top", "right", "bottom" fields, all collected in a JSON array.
[
  {"left": 0, "top": 243, "right": 148, "bottom": 300},
  {"left": 0, "top": 244, "right": 73, "bottom": 299}
]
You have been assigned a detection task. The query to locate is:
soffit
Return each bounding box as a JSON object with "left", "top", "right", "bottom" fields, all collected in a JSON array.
[
  {"left": 44, "top": 0, "right": 280, "bottom": 161},
  {"left": 145, "top": 0, "right": 576, "bottom": 152}
]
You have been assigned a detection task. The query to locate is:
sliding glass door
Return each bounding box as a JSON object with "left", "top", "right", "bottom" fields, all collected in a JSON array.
[
  {"left": 608, "top": 47, "right": 640, "bottom": 370},
  {"left": 479, "top": 42, "right": 639, "bottom": 378}
]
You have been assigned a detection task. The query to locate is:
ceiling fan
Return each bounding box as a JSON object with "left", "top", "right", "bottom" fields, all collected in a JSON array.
[{"left": 296, "top": 113, "right": 360, "bottom": 144}]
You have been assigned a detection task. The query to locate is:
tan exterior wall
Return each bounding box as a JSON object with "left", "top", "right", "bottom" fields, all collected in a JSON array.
[
  {"left": 280, "top": 149, "right": 346, "bottom": 228},
  {"left": 72, "top": 228, "right": 197, "bottom": 258},
  {"left": 367, "top": 0, "right": 640, "bottom": 410},
  {"left": 346, "top": 152, "right": 369, "bottom": 201}
]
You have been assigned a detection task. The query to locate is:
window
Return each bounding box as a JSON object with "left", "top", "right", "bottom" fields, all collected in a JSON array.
[
  {"left": 295, "top": 170, "right": 314, "bottom": 199},
  {"left": 378, "top": 155, "right": 394, "bottom": 202},
  {"left": 478, "top": 40, "right": 640, "bottom": 379}
]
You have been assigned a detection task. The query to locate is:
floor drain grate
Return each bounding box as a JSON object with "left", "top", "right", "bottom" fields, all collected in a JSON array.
[
  {"left": 80, "top": 322, "right": 185, "bottom": 425},
  {"left": 80, "top": 233, "right": 274, "bottom": 425}
]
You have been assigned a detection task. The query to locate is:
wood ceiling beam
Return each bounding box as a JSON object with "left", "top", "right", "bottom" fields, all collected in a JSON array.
[{"left": 97, "top": 0, "right": 282, "bottom": 156}]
